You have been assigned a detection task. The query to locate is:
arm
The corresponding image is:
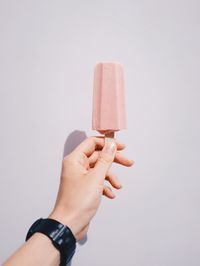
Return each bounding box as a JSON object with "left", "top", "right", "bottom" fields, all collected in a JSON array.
[
  {"left": 3, "top": 233, "right": 60, "bottom": 266},
  {"left": 3, "top": 136, "right": 134, "bottom": 266}
]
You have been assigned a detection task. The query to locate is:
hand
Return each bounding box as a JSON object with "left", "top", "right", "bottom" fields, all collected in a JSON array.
[{"left": 49, "top": 136, "right": 134, "bottom": 241}]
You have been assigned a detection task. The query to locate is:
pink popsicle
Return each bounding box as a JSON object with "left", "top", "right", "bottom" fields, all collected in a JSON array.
[{"left": 92, "top": 62, "right": 126, "bottom": 136}]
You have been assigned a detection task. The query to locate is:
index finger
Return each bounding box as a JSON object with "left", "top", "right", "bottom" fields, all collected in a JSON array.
[{"left": 73, "top": 136, "right": 125, "bottom": 157}]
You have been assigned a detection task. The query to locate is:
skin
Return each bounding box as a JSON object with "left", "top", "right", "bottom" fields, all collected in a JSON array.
[{"left": 3, "top": 136, "right": 134, "bottom": 266}]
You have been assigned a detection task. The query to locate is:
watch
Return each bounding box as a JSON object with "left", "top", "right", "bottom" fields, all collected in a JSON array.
[{"left": 25, "top": 218, "right": 76, "bottom": 266}]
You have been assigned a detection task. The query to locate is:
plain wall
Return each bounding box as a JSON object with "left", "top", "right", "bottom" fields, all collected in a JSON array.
[{"left": 0, "top": 0, "right": 200, "bottom": 265}]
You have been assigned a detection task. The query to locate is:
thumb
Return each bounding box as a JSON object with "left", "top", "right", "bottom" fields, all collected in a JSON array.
[{"left": 94, "top": 141, "right": 117, "bottom": 178}]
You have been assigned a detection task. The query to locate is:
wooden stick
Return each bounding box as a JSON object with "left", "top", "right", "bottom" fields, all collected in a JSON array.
[{"left": 105, "top": 132, "right": 115, "bottom": 143}]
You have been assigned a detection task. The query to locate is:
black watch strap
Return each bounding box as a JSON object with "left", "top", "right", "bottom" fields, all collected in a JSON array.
[{"left": 25, "top": 218, "right": 76, "bottom": 266}]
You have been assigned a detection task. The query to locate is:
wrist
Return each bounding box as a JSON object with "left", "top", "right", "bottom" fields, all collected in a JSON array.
[{"left": 48, "top": 210, "right": 79, "bottom": 241}]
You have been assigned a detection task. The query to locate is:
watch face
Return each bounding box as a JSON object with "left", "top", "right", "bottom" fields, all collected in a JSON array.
[{"left": 52, "top": 225, "right": 76, "bottom": 249}]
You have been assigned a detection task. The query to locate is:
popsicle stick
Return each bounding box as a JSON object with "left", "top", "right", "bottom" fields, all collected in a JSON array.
[{"left": 105, "top": 132, "right": 115, "bottom": 143}]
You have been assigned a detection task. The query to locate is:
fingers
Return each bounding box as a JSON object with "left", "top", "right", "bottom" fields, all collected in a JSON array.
[
  {"left": 88, "top": 151, "right": 99, "bottom": 167},
  {"left": 93, "top": 141, "right": 117, "bottom": 177},
  {"left": 73, "top": 136, "right": 125, "bottom": 157},
  {"left": 103, "top": 171, "right": 122, "bottom": 199},
  {"left": 105, "top": 170, "right": 122, "bottom": 189},
  {"left": 89, "top": 151, "right": 134, "bottom": 168},
  {"left": 103, "top": 186, "right": 116, "bottom": 199},
  {"left": 114, "top": 152, "right": 134, "bottom": 167}
]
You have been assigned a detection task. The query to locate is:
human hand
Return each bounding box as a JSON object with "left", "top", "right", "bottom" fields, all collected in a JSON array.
[{"left": 49, "top": 136, "right": 134, "bottom": 241}]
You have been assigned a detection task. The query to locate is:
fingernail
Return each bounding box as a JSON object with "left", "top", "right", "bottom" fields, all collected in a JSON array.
[{"left": 105, "top": 141, "right": 116, "bottom": 154}]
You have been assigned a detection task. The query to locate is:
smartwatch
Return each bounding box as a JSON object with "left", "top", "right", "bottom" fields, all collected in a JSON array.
[{"left": 25, "top": 218, "right": 76, "bottom": 266}]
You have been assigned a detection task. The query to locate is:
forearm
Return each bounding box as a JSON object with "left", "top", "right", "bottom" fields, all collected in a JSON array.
[{"left": 3, "top": 232, "right": 60, "bottom": 266}]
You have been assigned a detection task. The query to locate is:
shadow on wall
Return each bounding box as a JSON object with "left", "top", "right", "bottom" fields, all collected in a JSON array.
[
  {"left": 63, "top": 130, "right": 87, "bottom": 157},
  {"left": 64, "top": 130, "right": 88, "bottom": 266}
]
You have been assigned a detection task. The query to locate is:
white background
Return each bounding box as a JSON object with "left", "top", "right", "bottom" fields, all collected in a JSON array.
[{"left": 0, "top": 0, "right": 200, "bottom": 265}]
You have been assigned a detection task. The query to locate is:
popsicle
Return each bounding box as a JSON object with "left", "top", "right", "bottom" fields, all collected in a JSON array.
[{"left": 92, "top": 61, "right": 126, "bottom": 141}]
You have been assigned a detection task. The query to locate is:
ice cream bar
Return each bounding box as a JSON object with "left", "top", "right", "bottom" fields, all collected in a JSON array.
[{"left": 92, "top": 61, "right": 126, "bottom": 139}]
